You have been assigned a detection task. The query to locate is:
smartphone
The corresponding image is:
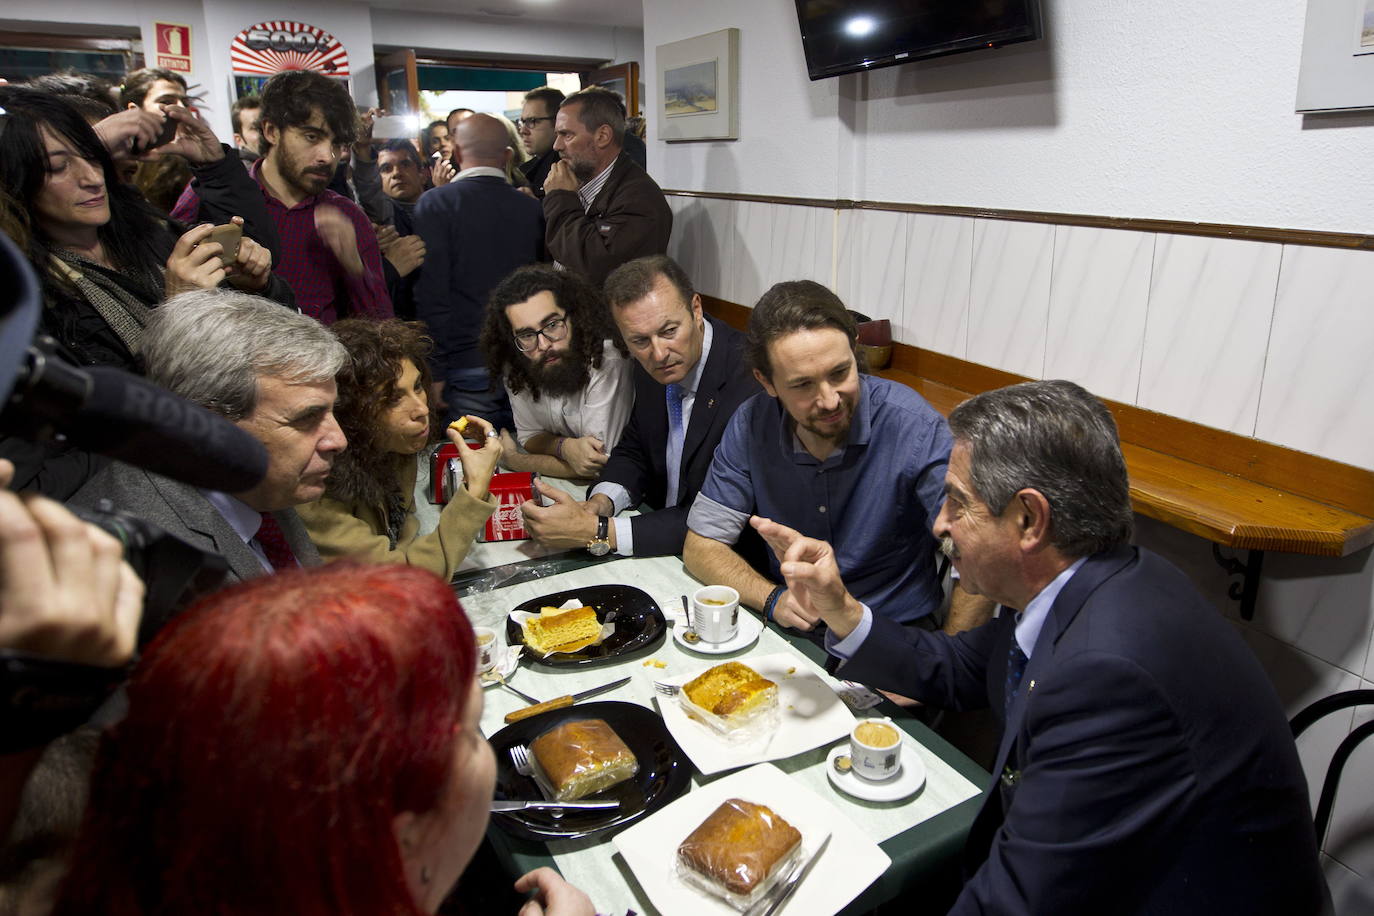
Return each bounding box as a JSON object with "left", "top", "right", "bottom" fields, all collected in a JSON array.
[
  {"left": 132, "top": 115, "right": 179, "bottom": 156},
  {"left": 371, "top": 115, "right": 412, "bottom": 140},
  {"left": 204, "top": 224, "right": 242, "bottom": 266}
]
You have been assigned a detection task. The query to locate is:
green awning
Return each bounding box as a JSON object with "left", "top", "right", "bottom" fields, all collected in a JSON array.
[{"left": 416, "top": 66, "right": 548, "bottom": 92}]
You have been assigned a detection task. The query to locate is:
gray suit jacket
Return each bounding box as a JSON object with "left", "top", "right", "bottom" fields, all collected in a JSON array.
[{"left": 71, "top": 461, "right": 320, "bottom": 585}]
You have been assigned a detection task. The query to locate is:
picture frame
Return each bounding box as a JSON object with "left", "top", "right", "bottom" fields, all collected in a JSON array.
[
  {"left": 655, "top": 28, "right": 739, "bottom": 142},
  {"left": 587, "top": 61, "right": 640, "bottom": 117},
  {"left": 1296, "top": 0, "right": 1374, "bottom": 111}
]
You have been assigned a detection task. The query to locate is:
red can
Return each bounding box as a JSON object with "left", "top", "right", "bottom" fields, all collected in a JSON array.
[
  {"left": 428, "top": 444, "right": 541, "bottom": 542},
  {"left": 479, "top": 471, "right": 542, "bottom": 542}
]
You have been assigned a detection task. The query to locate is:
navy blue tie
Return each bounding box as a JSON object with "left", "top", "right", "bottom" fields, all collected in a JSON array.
[
  {"left": 1005, "top": 635, "right": 1029, "bottom": 715},
  {"left": 664, "top": 383, "right": 685, "bottom": 506}
]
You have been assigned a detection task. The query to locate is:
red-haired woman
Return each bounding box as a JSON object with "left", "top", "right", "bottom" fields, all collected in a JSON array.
[
  {"left": 52, "top": 563, "right": 593, "bottom": 915},
  {"left": 296, "top": 319, "right": 502, "bottom": 581}
]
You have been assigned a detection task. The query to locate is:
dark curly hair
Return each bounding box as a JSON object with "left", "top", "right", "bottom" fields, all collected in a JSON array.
[
  {"left": 326, "top": 320, "right": 437, "bottom": 510},
  {"left": 480, "top": 264, "right": 627, "bottom": 401},
  {"left": 257, "top": 70, "right": 357, "bottom": 158}
]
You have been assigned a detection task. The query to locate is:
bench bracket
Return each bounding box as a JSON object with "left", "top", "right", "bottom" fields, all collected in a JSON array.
[{"left": 1211, "top": 545, "right": 1264, "bottom": 621}]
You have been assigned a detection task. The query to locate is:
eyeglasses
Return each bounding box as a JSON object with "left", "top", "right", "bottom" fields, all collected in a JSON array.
[
  {"left": 516, "top": 116, "right": 553, "bottom": 130},
  {"left": 513, "top": 316, "right": 568, "bottom": 352}
]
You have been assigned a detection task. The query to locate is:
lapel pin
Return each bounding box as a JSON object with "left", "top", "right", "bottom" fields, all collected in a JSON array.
[
  {"left": 1028, "top": 680, "right": 1035, "bottom": 692},
  {"left": 707, "top": 398, "right": 715, "bottom": 409}
]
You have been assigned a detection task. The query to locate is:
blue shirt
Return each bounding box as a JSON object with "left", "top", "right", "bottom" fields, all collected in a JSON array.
[{"left": 687, "top": 374, "right": 952, "bottom": 623}]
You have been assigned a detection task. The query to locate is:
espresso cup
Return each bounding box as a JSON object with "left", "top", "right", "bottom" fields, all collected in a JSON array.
[
  {"left": 850, "top": 717, "right": 902, "bottom": 780},
  {"left": 473, "top": 626, "right": 499, "bottom": 673},
  {"left": 691, "top": 585, "right": 740, "bottom": 643}
]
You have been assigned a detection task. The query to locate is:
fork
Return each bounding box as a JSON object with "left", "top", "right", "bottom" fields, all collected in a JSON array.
[
  {"left": 653, "top": 680, "right": 681, "bottom": 697},
  {"left": 509, "top": 744, "right": 534, "bottom": 775},
  {"left": 508, "top": 744, "right": 563, "bottom": 819}
]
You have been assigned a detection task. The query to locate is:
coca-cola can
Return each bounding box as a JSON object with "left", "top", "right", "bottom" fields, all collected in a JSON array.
[{"left": 479, "top": 471, "right": 541, "bottom": 542}]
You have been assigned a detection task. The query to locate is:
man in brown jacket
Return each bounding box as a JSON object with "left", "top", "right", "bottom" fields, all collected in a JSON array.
[{"left": 542, "top": 87, "right": 672, "bottom": 287}]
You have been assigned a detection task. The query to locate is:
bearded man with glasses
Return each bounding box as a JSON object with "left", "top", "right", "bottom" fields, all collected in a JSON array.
[{"left": 480, "top": 265, "right": 633, "bottom": 480}]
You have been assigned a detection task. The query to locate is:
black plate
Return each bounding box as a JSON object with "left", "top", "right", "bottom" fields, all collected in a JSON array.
[
  {"left": 487, "top": 700, "right": 692, "bottom": 841},
  {"left": 506, "top": 584, "right": 666, "bottom": 668}
]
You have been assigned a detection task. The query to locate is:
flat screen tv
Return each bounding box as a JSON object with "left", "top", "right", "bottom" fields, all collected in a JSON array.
[{"left": 794, "top": 0, "right": 1044, "bottom": 81}]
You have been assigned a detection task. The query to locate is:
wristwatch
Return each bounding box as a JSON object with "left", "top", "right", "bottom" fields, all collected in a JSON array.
[{"left": 587, "top": 514, "right": 611, "bottom": 557}]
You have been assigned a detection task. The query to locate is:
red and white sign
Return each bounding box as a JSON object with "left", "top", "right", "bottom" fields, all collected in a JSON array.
[
  {"left": 230, "top": 21, "right": 349, "bottom": 77},
  {"left": 154, "top": 22, "right": 192, "bottom": 73}
]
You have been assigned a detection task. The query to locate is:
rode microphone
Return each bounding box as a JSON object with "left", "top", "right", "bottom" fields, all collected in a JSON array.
[{"left": 3, "top": 342, "right": 268, "bottom": 493}]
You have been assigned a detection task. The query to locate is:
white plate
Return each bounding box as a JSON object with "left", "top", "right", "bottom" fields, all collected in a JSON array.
[
  {"left": 652, "top": 653, "right": 856, "bottom": 776},
  {"left": 825, "top": 741, "right": 927, "bottom": 802},
  {"left": 612, "top": 762, "right": 889, "bottom": 916},
  {"left": 671, "top": 611, "right": 763, "bottom": 654}
]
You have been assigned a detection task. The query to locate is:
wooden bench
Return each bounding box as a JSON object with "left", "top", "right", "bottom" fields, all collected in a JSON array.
[{"left": 703, "top": 296, "right": 1374, "bottom": 619}]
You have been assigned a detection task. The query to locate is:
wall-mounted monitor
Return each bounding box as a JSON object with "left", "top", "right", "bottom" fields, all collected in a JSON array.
[{"left": 795, "top": 0, "right": 1044, "bottom": 81}]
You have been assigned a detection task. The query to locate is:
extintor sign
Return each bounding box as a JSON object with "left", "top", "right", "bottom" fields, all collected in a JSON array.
[
  {"left": 154, "top": 22, "right": 192, "bottom": 73},
  {"left": 230, "top": 21, "right": 350, "bottom": 76}
]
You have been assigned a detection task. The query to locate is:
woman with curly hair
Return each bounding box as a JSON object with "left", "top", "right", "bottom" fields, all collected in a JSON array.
[
  {"left": 480, "top": 264, "right": 633, "bottom": 479},
  {"left": 295, "top": 320, "right": 502, "bottom": 581}
]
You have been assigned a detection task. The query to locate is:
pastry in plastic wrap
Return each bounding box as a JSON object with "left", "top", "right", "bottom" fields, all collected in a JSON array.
[
  {"left": 680, "top": 661, "right": 779, "bottom": 735},
  {"left": 677, "top": 798, "right": 802, "bottom": 907},
  {"left": 529, "top": 718, "right": 639, "bottom": 801},
  {"left": 522, "top": 605, "right": 601, "bottom": 655}
]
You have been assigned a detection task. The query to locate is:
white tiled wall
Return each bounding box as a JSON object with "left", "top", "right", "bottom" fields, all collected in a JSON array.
[{"left": 667, "top": 194, "right": 1374, "bottom": 883}]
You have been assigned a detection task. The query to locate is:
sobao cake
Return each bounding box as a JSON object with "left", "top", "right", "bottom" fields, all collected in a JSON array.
[
  {"left": 677, "top": 798, "right": 802, "bottom": 903},
  {"left": 521, "top": 605, "right": 601, "bottom": 655},
  {"left": 681, "top": 661, "right": 779, "bottom": 733},
  {"left": 529, "top": 718, "right": 638, "bottom": 801}
]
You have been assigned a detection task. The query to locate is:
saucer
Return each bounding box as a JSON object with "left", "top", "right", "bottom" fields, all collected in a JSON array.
[
  {"left": 478, "top": 646, "right": 521, "bottom": 685},
  {"left": 825, "top": 741, "right": 926, "bottom": 802},
  {"left": 671, "top": 611, "right": 762, "bottom": 654}
]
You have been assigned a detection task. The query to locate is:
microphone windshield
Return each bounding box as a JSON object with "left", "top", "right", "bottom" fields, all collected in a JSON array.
[{"left": 64, "top": 367, "right": 268, "bottom": 493}]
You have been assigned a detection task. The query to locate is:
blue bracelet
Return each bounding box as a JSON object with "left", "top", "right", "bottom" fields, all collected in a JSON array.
[{"left": 763, "top": 585, "right": 786, "bottom": 623}]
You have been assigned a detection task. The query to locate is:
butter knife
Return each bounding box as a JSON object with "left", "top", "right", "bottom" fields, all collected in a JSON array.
[
  {"left": 749, "top": 833, "right": 831, "bottom": 916},
  {"left": 490, "top": 799, "right": 620, "bottom": 812},
  {"left": 502, "top": 676, "right": 632, "bottom": 723}
]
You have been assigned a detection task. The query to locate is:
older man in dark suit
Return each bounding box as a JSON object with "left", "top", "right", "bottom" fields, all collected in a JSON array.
[
  {"left": 754, "top": 380, "right": 1326, "bottom": 915},
  {"left": 522, "top": 255, "right": 761, "bottom": 560},
  {"left": 73, "top": 290, "right": 344, "bottom": 582},
  {"left": 542, "top": 87, "right": 671, "bottom": 288}
]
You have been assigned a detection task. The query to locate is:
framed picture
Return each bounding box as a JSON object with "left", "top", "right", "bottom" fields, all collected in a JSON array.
[
  {"left": 656, "top": 28, "right": 739, "bottom": 142},
  {"left": 587, "top": 61, "right": 640, "bottom": 117},
  {"left": 1296, "top": 0, "right": 1374, "bottom": 111}
]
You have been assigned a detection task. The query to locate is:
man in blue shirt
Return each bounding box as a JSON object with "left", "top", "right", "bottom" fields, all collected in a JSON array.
[
  {"left": 684, "top": 280, "right": 991, "bottom": 633},
  {"left": 748, "top": 380, "right": 1325, "bottom": 915}
]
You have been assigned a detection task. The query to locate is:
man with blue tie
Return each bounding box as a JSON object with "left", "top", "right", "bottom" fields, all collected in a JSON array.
[
  {"left": 753, "top": 380, "right": 1326, "bottom": 915},
  {"left": 521, "top": 255, "right": 760, "bottom": 558}
]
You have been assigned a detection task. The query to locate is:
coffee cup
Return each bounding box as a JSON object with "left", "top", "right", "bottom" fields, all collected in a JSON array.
[
  {"left": 474, "top": 626, "right": 499, "bottom": 673},
  {"left": 691, "top": 585, "right": 740, "bottom": 643},
  {"left": 850, "top": 718, "right": 902, "bottom": 780}
]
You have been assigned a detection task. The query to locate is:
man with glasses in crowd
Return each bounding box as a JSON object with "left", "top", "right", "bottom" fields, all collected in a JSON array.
[
  {"left": 414, "top": 113, "right": 542, "bottom": 431},
  {"left": 481, "top": 265, "right": 633, "bottom": 479},
  {"left": 523, "top": 255, "right": 762, "bottom": 562},
  {"left": 516, "top": 86, "right": 564, "bottom": 197}
]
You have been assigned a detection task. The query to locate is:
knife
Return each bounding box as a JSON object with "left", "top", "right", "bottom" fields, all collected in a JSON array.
[
  {"left": 502, "top": 676, "right": 632, "bottom": 723},
  {"left": 749, "top": 833, "right": 831, "bottom": 916},
  {"left": 490, "top": 799, "right": 620, "bottom": 812}
]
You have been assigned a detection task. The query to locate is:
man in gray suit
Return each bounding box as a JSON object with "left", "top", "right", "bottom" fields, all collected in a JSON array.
[{"left": 73, "top": 289, "right": 348, "bottom": 581}]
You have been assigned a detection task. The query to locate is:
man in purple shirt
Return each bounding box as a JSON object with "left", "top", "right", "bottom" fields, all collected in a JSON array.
[{"left": 172, "top": 71, "right": 391, "bottom": 323}]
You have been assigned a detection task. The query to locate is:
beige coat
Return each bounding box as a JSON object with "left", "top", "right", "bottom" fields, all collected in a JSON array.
[{"left": 297, "top": 456, "right": 494, "bottom": 582}]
